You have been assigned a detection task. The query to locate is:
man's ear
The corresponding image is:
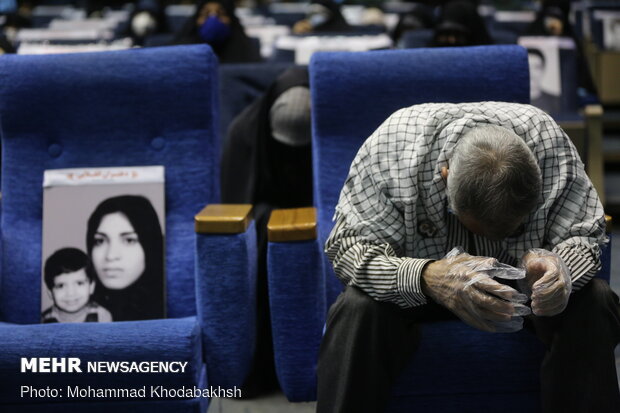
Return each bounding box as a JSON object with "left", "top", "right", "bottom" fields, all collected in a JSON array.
[{"left": 441, "top": 166, "right": 449, "bottom": 180}]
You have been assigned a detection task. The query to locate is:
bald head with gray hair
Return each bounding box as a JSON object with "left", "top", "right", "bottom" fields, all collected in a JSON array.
[{"left": 446, "top": 125, "right": 541, "bottom": 240}]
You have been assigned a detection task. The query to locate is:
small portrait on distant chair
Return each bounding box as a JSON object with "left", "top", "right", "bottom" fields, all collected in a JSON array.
[
  {"left": 604, "top": 17, "right": 620, "bottom": 51},
  {"left": 524, "top": 44, "right": 562, "bottom": 114},
  {"left": 41, "top": 247, "right": 113, "bottom": 323}
]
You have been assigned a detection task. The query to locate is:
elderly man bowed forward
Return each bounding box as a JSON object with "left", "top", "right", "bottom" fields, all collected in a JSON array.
[{"left": 317, "top": 102, "right": 620, "bottom": 413}]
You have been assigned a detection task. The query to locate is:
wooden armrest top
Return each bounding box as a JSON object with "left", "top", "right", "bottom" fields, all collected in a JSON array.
[
  {"left": 268, "top": 207, "right": 317, "bottom": 242},
  {"left": 606, "top": 215, "right": 612, "bottom": 233},
  {"left": 585, "top": 104, "right": 603, "bottom": 117},
  {"left": 195, "top": 204, "right": 253, "bottom": 234}
]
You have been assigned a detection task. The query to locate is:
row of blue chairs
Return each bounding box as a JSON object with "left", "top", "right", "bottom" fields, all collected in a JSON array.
[{"left": 0, "top": 44, "right": 612, "bottom": 412}]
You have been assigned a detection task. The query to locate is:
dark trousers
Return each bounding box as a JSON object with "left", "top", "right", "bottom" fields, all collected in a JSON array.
[{"left": 316, "top": 279, "right": 620, "bottom": 413}]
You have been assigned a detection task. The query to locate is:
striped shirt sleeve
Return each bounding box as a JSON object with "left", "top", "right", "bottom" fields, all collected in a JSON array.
[
  {"left": 554, "top": 243, "right": 601, "bottom": 292},
  {"left": 541, "top": 122, "right": 607, "bottom": 292},
  {"left": 325, "top": 216, "right": 432, "bottom": 308}
]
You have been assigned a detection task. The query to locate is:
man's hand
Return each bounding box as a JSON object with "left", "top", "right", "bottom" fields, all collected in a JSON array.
[
  {"left": 422, "top": 249, "right": 530, "bottom": 333},
  {"left": 521, "top": 249, "right": 571, "bottom": 317}
]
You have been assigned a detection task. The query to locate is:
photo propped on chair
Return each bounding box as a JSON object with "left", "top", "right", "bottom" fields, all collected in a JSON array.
[{"left": 41, "top": 166, "right": 166, "bottom": 324}]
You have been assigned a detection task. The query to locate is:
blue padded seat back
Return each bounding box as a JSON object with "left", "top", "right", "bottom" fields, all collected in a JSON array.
[
  {"left": 309, "top": 46, "right": 530, "bottom": 240},
  {"left": 0, "top": 45, "right": 220, "bottom": 323}
]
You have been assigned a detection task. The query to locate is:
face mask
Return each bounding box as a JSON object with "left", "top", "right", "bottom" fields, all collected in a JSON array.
[
  {"left": 199, "top": 16, "right": 231, "bottom": 45},
  {"left": 309, "top": 11, "right": 329, "bottom": 28},
  {"left": 131, "top": 11, "right": 157, "bottom": 38},
  {"left": 307, "top": 4, "right": 332, "bottom": 28}
]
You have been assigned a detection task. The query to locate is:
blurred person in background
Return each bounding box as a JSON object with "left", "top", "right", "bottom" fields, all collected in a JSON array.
[
  {"left": 391, "top": 3, "right": 435, "bottom": 46},
  {"left": 1, "top": 2, "right": 30, "bottom": 48},
  {"left": 293, "top": 0, "right": 351, "bottom": 34},
  {"left": 221, "top": 66, "right": 312, "bottom": 210},
  {"left": 0, "top": 33, "right": 14, "bottom": 53},
  {"left": 431, "top": 0, "right": 491, "bottom": 47},
  {"left": 527, "top": 0, "right": 570, "bottom": 37},
  {"left": 125, "top": 0, "right": 168, "bottom": 46},
  {"left": 85, "top": 0, "right": 130, "bottom": 16},
  {"left": 174, "top": 0, "right": 261, "bottom": 63},
  {"left": 220, "top": 67, "right": 312, "bottom": 396}
]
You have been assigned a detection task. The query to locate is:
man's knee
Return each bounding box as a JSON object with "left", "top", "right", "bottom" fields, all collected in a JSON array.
[
  {"left": 328, "top": 286, "right": 397, "bottom": 328},
  {"left": 563, "top": 278, "right": 620, "bottom": 336},
  {"left": 340, "top": 286, "right": 385, "bottom": 317},
  {"left": 571, "top": 278, "right": 618, "bottom": 314}
]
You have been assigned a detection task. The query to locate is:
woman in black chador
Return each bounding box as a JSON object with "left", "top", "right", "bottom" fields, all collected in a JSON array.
[
  {"left": 87, "top": 195, "right": 165, "bottom": 322},
  {"left": 220, "top": 67, "right": 312, "bottom": 395},
  {"left": 431, "top": 0, "right": 492, "bottom": 47},
  {"left": 173, "top": 0, "right": 261, "bottom": 63},
  {"left": 293, "top": 0, "right": 352, "bottom": 34},
  {"left": 221, "top": 66, "right": 312, "bottom": 210}
]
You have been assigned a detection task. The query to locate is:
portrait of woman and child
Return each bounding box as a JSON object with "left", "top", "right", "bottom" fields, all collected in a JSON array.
[{"left": 41, "top": 194, "right": 165, "bottom": 324}]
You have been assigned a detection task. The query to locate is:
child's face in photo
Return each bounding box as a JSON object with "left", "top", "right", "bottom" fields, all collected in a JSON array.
[{"left": 50, "top": 269, "right": 94, "bottom": 313}]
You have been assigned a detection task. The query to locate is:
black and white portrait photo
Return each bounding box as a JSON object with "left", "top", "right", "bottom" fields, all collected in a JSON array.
[
  {"left": 41, "top": 166, "right": 166, "bottom": 323},
  {"left": 603, "top": 16, "right": 620, "bottom": 51},
  {"left": 518, "top": 36, "right": 569, "bottom": 115}
]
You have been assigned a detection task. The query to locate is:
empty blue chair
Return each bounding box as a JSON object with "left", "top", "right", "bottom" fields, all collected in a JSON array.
[{"left": 0, "top": 45, "right": 256, "bottom": 411}]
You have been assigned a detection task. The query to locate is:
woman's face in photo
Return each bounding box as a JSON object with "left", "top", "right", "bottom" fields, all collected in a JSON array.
[{"left": 92, "top": 212, "right": 145, "bottom": 290}]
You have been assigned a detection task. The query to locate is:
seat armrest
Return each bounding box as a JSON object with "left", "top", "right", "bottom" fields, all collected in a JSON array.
[
  {"left": 194, "top": 204, "right": 257, "bottom": 389},
  {"left": 266, "top": 207, "right": 324, "bottom": 401},
  {"left": 195, "top": 204, "right": 253, "bottom": 234},
  {"left": 267, "top": 207, "right": 317, "bottom": 242}
]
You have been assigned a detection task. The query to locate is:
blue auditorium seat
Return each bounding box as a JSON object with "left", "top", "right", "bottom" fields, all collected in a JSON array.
[
  {"left": 0, "top": 45, "right": 256, "bottom": 411},
  {"left": 265, "top": 45, "right": 612, "bottom": 410}
]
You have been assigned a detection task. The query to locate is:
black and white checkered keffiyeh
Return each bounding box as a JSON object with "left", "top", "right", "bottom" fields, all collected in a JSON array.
[{"left": 327, "top": 102, "right": 607, "bottom": 307}]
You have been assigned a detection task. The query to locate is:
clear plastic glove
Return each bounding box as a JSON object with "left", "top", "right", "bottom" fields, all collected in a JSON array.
[
  {"left": 521, "top": 249, "right": 571, "bottom": 317},
  {"left": 422, "top": 248, "right": 530, "bottom": 333}
]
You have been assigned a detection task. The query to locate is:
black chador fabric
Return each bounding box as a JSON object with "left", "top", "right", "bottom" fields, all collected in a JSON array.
[
  {"left": 221, "top": 66, "right": 312, "bottom": 208},
  {"left": 173, "top": 0, "right": 261, "bottom": 64},
  {"left": 431, "top": 0, "right": 492, "bottom": 47},
  {"left": 310, "top": 0, "right": 352, "bottom": 33},
  {"left": 526, "top": 0, "right": 571, "bottom": 37},
  {"left": 220, "top": 66, "right": 311, "bottom": 396}
]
